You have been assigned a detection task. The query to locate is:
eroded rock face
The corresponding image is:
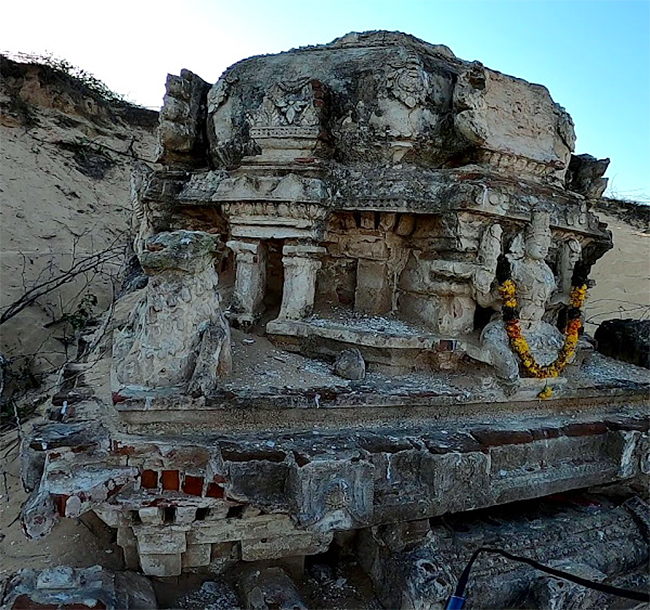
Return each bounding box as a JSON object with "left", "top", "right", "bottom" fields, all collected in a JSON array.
[{"left": 113, "top": 230, "right": 232, "bottom": 394}]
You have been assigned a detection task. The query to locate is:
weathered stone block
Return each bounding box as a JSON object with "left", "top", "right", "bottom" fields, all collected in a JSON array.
[
  {"left": 241, "top": 532, "right": 332, "bottom": 561},
  {"left": 138, "top": 506, "right": 164, "bottom": 525},
  {"left": 334, "top": 348, "right": 366, "bottom": 381},
  {"left": 135, "top": 527, "right": 187, "bottom": 555},
  {"left": 226, "top": 461, "right": 290, "bottom": 510},
  {"left": 204, "top": 502, "right": 230, "bottom": 520},
  {"left": 186, "top": 514, "right": 296, "bottom": 545},
  {"left": 289, "top": 458, "right": 374, "bottom": 531},
  {"left": 428, "top": 451, "right": 492, "bottom": 514},
  {"left": 182, "top": 543, "right": 211, "bottom": 568},
  {"left": 239, "top": 566, "right": 307, "bottom": 610},
  {"left": 355, "top": 259, "right": 391, "bottom": 315},
  {"left": 175, "top": 506, "right": 197, "bottom": 524},
  {"left": 1, "top": 566, "right": 157, "bottom": 609},
  {"left": 140, "top": 553, "right": 182, "bottom": 577}
]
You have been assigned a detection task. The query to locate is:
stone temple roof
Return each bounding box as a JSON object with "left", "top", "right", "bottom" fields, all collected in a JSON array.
[{"left": 201, "top": 29, "right": 576, "bottom": 187}]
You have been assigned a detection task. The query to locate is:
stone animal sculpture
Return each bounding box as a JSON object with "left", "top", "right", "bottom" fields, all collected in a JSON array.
[{"left": 113, "top": 230, "right": 232, "bottom": 395}]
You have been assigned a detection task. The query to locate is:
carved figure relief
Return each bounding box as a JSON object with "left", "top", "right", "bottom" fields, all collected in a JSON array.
[
  {"left": 385, "top": 57, "right": 430, "bottom": 109},
  {"left": 479, "top": 212, "right": 565, "bottom": 381},
  {"left": 370, "top": 54, "right": 438, "bottom": 150}
]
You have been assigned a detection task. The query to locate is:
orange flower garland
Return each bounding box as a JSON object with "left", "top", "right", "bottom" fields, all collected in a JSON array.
[{"left": 498, "top": 281, "right": 588, "bottom": 380}]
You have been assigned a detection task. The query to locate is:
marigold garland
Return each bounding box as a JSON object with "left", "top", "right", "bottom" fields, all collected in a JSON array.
[{"left": 496, "top": 257, "right": 589, "bottom": 384}]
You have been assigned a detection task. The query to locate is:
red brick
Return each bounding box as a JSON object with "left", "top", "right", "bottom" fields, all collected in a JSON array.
[
  {"left": 52, "top": 494, "right": 69, "bottom": 517},
  {"left": 562, "top": 422, "right": 608, "bottom": 437},
  {"left": 605, "top": 417, "right": 649, "bottom": 432},
  {"left": 112, "top": 392, "right": 127, "bottom": 404},
  {"left": 112, "top": 441, "right": 136, "bottom": 456},
  {"left": 182, "top": 475, "right": 204, "bottom": 496},
  {"left": 206, "top": 482, "right": 224, "bottom": 498},
  {"left": 162, "top": 470, "right": 180, "bottom": 491},
  {"left": 530, "top": 426, "right": 562, "bottom": 441},
  {"left": 471, "top": 428, "right": 534, "bottom": 447},
  {"left": 141, "top": 469, "right": 158, "bottom": 489}
]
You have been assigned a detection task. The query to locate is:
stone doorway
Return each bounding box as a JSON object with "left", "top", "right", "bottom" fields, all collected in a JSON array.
[{"left": 262, "top": 239, "right": 285, "bottom": 322}]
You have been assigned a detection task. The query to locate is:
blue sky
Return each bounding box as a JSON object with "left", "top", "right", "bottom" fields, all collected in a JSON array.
[{"left": 2, "top": 0, "right": 648, "bottom": 200}]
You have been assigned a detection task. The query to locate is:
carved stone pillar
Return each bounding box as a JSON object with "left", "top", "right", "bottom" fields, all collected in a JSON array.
[
  {"left": 277, "top": 243, "right": 326, "bottom": 321},
  {"left": 227, "top": 239, "right": 267, "bottom": 324}
]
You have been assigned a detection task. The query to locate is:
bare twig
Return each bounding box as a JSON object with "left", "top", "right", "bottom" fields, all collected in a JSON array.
[{"left": 0, "top": 239, "right": 124, "bottom": 326}]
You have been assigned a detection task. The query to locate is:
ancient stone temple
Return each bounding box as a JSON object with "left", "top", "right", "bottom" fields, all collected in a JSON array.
[{"left": 16, "top": 31, "right": 648, "bottom": 608}]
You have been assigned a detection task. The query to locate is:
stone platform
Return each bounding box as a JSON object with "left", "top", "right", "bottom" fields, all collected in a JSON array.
[{"left": 20, "top": 348, "right": 649, "bottom": 577}]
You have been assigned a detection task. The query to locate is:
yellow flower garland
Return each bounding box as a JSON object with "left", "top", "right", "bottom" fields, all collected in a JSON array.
[{"left": 498, "top": 281, "right": 587, "bottom": 384}]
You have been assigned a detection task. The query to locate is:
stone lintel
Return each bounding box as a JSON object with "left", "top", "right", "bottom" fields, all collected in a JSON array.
[
  {"left": 229, "top": 215, "right": 314, "bottom": 229},
  {"left": 231, "top": 225, "right": 318, "bottom": 240},
  {"left": 282, "top": 244, "right": 327, "bottom": 258}
]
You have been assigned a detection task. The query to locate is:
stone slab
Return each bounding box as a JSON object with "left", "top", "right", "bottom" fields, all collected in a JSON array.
[
  {"left": 182, "top": 543, "right": 212, "bottom": 568},
  {"left": 241, "top": 532, "right": 333, "bottom": 561},
  {"left": 186, "top": 514, "right": 297, "bottom": 545}
]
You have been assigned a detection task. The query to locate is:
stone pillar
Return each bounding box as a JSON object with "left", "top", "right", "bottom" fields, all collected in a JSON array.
[
  {"left": 277, "top": 243, "right": 326, "bottom": 321},
  {"left": 227, "top": 239, "right": 267, "bottom": 324}
]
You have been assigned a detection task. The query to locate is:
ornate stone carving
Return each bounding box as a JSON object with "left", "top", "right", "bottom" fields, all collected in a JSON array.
[
  {"left": 227, "top": 239, "right": 267, "bottom": 325},
  {"left": 249, "top": 78, "right": 321, "bottom": 131},
  {"left": 557, "top": 238, "right": 582, "bottom": 303},
  {"left": 222, "top": 200, "right": 329, "bottom": 221},
  {"left": 473, "top": 223, "right": 503, "bottom": 307},
  {"left": 216, "top": 174, "right": 329, "bottom": 205},
  {"left": 113, "top": 231, "right": 232, "bottom": 394},
  {"left": 276, "top": 242, "right": 326, "bottom": 321},
  {"left": 242, "top": 78, "right": 330, "bottom": 165}
]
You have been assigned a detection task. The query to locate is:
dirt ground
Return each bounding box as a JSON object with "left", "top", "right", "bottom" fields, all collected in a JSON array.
[{"left": 0, "top": 428, "right": 124, "bottom": 580}]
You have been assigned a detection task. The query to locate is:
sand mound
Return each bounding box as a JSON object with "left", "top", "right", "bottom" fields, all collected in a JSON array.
[{"left": 0, "top": 56, "right": 158, "bottom": 374}]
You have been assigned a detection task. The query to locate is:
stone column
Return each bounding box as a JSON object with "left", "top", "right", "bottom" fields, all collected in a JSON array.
[
  {"left": 227, "top": 239, "right": 267, "bottom": 324},
  {"left": 277, "top": 242, "right": 326, "bottom": 321}
]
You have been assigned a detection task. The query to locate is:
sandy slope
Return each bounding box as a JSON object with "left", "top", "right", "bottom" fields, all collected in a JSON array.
[
  {"left": 588, "top": 210, "right": 650, "bottom": 331},
  {"left": 0, "top": 58, "right": 157, "bottom": 373}
]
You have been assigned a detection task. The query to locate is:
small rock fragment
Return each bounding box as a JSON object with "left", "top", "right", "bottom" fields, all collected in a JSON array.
[{"left": 334, "top": 348, "right": 366, "bottom": 380}]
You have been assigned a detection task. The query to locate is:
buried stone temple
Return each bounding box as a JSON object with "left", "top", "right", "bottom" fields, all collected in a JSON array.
[{"left": 13, "top": 31, "right": 649, "bottom": 608}]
